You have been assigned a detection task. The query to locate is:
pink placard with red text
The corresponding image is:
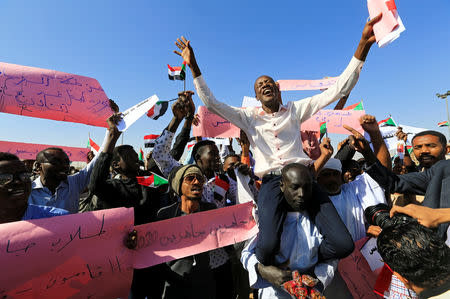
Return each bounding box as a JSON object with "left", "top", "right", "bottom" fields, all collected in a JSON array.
[
  {"left": 277, "top": 77, "right": 338, "bottom": 91},
  {"left": 0, "top": 62, "right": 112, "bottom": 127},
  {"left": 301, "top": 109, "right": 365, "bottom": 134},
  {"left": 0, "top": 140, "right": 90, "bottom": 162},
  {"left": 193, "top": 106, "right": 241, "bottom": 138},
  {"left": 0, "top": 208, "right": 134, "bottom": 299},
  {"left": 133, "top": 202, "right": 258, "bottom": 269}
]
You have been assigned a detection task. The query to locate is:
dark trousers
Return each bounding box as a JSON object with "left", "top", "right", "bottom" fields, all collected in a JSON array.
[
  {"left": 255, "top": 174, "right": 354, "bottom": 265},
  {"left": 129, "top": 265, "right": 165, "bottom": 299}
]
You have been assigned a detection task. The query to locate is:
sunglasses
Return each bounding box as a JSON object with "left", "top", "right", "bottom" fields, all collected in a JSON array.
[
  {"left": 183, "top": 174, "right": 205, "bottom": 184},
  {"left": 0, "top": 172, "right": 31, "bottom": 186}
]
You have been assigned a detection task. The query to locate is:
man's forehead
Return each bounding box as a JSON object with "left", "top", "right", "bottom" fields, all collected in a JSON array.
[
  {"left": 284, "top": 167, "right": 311, "bottom": 182},
  {"left": 254, "top": 75, "right": 275, "bottom": 84},
  {"left": 413, "top": 135, "right": 440, "bottom": 145}
]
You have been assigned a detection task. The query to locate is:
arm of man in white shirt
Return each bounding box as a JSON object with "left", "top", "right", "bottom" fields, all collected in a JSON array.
[{"left": 294, "top": 14, "right": 382, "bottom": 122}]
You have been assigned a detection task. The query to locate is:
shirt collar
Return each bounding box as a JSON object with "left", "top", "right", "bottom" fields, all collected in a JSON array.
[
  {"left": 258, "top": 104, "right": 287, "bottom": 116},
  {"left": 32, "top": 176, "right": 68, "bottom": 190}
]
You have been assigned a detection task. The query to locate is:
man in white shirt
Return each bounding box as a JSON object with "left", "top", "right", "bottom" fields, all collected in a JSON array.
[
  {"left": 317, "top": 158, "right": 386, "bottom": 241},
  {"left": 173, "top": 14, "right": 381, "bottom": 266}
]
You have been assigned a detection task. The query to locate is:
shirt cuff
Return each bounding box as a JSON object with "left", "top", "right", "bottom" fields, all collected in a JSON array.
[
  {"left": 314, "top": 260, "right": 338, "bottom": 289},
  {"left": 350, "top": 56, "right": 365, "bottom": 73},
  {"left": 245, "top": 255, "right": 271, "bottom": 289},
  {"left": 193, "top": 74, "right": 205, "bottom": 89}
]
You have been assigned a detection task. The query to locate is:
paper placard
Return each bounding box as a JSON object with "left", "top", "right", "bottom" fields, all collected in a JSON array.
[
  {"left": 0, "top": 62, "right": 112, "bottom": 127},
  {"left": 0, "top": 208, "right": 134, "bottom": 299},
  {"left": 192, "top": 106, "right": 240, "bottom": 138},
  {"left": 0, "top": 140, "right": 90, "bottom": 162},
  {"left": 301, "top": 110, "right": 365, "bottom": 134}
]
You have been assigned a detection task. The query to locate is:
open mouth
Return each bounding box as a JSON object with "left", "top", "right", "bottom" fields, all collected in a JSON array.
[{"left": 263, "top": 88, "right": 273, "bottom": 96}]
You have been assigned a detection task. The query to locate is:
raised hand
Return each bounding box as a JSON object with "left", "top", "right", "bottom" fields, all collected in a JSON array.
[
  {"left": 106, "top": 113, "right": 123, "bottom": 138},
  {"left": 319, "top": 137, "right": 334, "bottom": 158},
  {"left": 354, "top": 13, "right": 382, "bottom": 61},
  {"left": 360, "top": 114, "right": 380, "bottom": 134},
  {"left": 361, "top": 13, "right": 382, "bottom": 45},
  {"left": 343, "top": 124, "right": 371, "bottom": 154},
  {"left": 171, "top": 99, "right": 188, "bottom": 121},
  {"left": 395, "top": 127, "right": 408, "bottom": 142},
  {"left": 178, "top": 90, "right": 196, "bottom": 117},
  {"left": 174, "top": 36, "right": 201, "bottom": 78}
]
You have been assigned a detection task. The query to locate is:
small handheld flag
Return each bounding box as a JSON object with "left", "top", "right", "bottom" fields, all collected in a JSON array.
[
  {"left": 137, "top": 173, "right": 168, "bottom": 188},
  {"left": 319, "top": 121, "right": 327, "bottom": 134},
  {"left": 139, "top": 148, "right": 144, "bottom": 161},
  {"left": 144, "top": 134, "right": 159, "bottom": 148},
  {"left": 88, "top": 138, "right": 100, "bottom": 154},
  {"left": 342, "top": 100, "right": 364, "bottom": 111},
  {"left": 168, "top": 62, "right": 186, "bottom": 81},
  {"left": 378, "top": 117, "right": 397, "bottom": 127},
  {"left": 438, "top": 121, "right": 449, "bottom": 127},
  {"left": 147, "top": 101, "right": 169, "bottom": 120}
]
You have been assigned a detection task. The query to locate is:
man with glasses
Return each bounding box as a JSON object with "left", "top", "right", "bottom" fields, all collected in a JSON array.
[
  {"left": 28, "top": 113, "right": 121, "bottom": 214},
  {"left": 157, "top": 164, "right": 222, "bottom": 299},
  {"left": 0, "top": 152, "right": 67, "bottom": 224}
]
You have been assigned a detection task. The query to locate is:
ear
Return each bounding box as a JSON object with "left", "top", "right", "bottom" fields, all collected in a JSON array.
[
  {"left": 35, "top": 162, "right": 42, "bottom": 172},
  {"left": 446, "top": 145, "right": 450, "bottom": 154},
  {"left": 279, "top": 180, "right": 285, "bottom": 193},
  {"left": 275, "top": 81, "right": 280, "bottom": 91},
  {"left": 111, "top": 161, "right": 120, "bottom": 173}
]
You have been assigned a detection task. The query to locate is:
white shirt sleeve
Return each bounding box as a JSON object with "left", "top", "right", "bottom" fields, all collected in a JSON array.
[
  {"left": 193, "top": 75, "right": 251, "bottom": 130},
  {"left": 293, "top": 57, "right": 364, "bottom": 122},
  {"left": 314, "top": 260, "right": 338, "bottom": 289},
  {"left": 152, "top": 130, "right": 181, "bottom": 177},
  {"left": 240, "top": 235, "right": 272, "bottom": 289},
  {"left": 353, "top": 172, "right": 387, "bottom": 210}
]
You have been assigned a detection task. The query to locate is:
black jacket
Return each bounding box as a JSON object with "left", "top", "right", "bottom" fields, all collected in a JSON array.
[
  {"left": 88, "top": 152, "right": 162, "bottom": 225},
  {"left": 157, "top": 201, "right": 217, "bottom": 299},
  {"left": 366, "top": 159, "right": 450, "bottom": 240}
]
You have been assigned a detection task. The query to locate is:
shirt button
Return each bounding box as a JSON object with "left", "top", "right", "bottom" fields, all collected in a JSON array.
[{"left": 273, "top": 123, "right": 276, "bottom": 126}]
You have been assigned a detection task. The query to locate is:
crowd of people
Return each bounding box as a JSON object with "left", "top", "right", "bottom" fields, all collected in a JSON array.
[{"left": 1, "top": 14, "right": 449, "bottom": 299}]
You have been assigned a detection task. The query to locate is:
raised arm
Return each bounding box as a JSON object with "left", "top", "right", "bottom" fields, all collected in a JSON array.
[
  {"left": 173, "top": 36, "right": 250, "bottom": 130},
  {"left": 152, "top": 99, "right": 189, "bottom": 177},
  {"left": 169, "top": 92, "right": 196, "bottom": 161},
  {"left": 295, "top": 15, "right": 382, "bottom": 121},
  {"left": 359, "top": 114, "right": 391, "bottom": 170}
]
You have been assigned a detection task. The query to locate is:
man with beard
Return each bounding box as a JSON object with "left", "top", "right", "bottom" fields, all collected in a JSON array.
[
  {"left": 0, "top": 153, "right": 67, "bottom": 223},
  {"left": 173, "top": 15, "right": 382, "bottom": 266},
  {"left": 28, "top": 114, "right": 120, "bottom": 214},
  {"left": 411, "top": 131, "right": 449, "bottom": 170}
]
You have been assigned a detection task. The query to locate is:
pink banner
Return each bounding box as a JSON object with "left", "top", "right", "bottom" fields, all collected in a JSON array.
[
  {"left": 277, "top": 77, "right": 338, "bottom": 91},
  {"left": 133, "top": 202, "right": 258, "bottom": 269},
  {"left": 301, "top": 110, "right": 365, "bottom": 134},
  {"left": 0, "top": 140, "right": 90, "bottom": 162},
  {"left": 0, "top": 208, "right": 134, "bottom": 299},
  {"left": 338, "top": 238, "right": 379, "bottom": 299},
  {"left": 193, "top": 106, "right": 240, "bottom": 138},
  {"left": 0, "top": 62, "right": 112, "bottom": 127}
]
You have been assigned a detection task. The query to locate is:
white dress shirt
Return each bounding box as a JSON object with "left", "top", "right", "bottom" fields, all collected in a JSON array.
[
  {"left": 241, "top": 211, "right": 337, "bottom": 299},
  {"left": 329, "top": 173, "right": 386, "bottom": 241},
  {"left": 194, "top": 57, "right": 364, "bottom": 178}
]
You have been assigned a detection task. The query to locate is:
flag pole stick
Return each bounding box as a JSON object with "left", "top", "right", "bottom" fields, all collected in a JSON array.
[
  {"left": 121, "top": 132, "right": 124, "bottom": 145},
  {"left": 183, "top": 78, "right": 186, "bottom": 92}
]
